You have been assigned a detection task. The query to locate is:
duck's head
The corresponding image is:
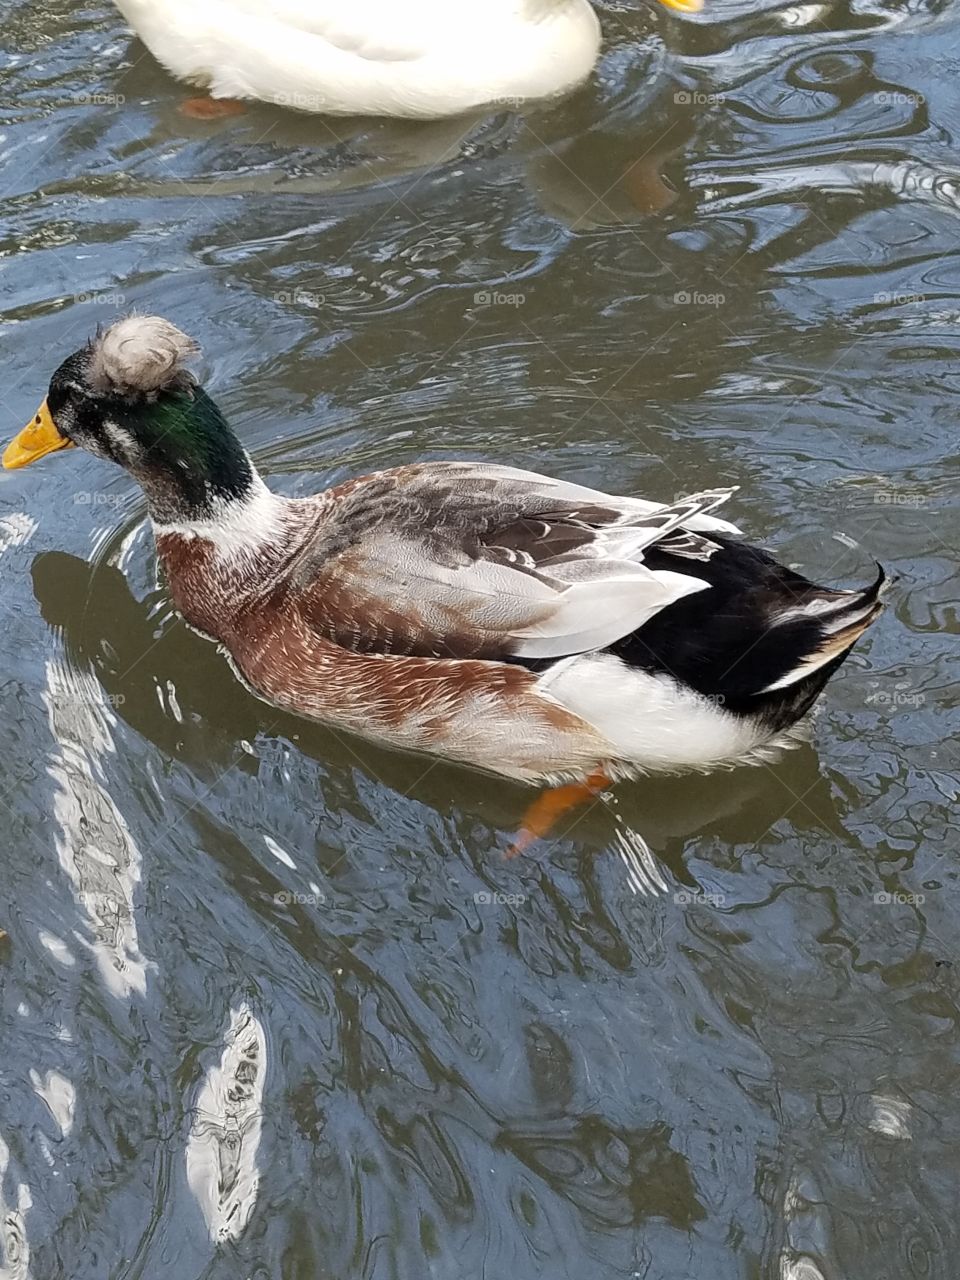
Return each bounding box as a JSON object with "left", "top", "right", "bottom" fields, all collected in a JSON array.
[{"left": 4, "top": 316, "right": 255, "bottom": 523}]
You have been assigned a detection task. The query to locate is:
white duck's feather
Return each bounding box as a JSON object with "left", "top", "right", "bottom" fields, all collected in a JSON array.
[{"left": 111, "top": 0, "right": 603, "bottom": 118}]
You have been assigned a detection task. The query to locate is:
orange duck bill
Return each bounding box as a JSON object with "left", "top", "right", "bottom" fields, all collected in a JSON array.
[{"left": 3, "top": 400, "right": 74, "bottom": 469}]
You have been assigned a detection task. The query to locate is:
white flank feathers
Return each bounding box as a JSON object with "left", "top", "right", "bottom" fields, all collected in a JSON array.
[{"left": 539, "top": 653, "right": 771, "bottom": 773}]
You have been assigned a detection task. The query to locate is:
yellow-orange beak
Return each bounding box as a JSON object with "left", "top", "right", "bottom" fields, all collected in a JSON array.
[
  {"left": 3, "top": 400, "right": 75, "bottom": 470},
  {"left": 657, "top": 0, "right": 704, "bottom": 12}
]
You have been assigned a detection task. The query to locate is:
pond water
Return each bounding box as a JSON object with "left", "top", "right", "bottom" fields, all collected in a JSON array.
[{"left": 1, "top": 2, "right": 958, "bottom": 1277}]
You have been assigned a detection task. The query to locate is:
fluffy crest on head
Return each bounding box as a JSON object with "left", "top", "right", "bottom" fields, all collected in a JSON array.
[{"left": 88, "top": 315, "right": 199, "bottom": 397}]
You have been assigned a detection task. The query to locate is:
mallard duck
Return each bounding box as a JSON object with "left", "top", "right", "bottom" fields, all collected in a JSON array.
[
  {"left": 109, "top": 0, "right": 700, "bottom": 120},
  {"left": 5, "top": 318, "right": 882, "bottom": 842}
]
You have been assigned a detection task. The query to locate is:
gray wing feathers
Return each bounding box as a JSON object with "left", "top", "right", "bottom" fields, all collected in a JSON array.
[
  {"left": 425, "top": 463, "right": 742, "bottom": 535},
  {"left": 313, "top": 465, "right": 738, "bottom": 659}
]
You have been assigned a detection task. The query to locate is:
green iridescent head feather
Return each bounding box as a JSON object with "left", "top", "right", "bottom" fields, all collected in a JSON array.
[{"left": 44, "top": 316, "right": 254, "bottom": 521}]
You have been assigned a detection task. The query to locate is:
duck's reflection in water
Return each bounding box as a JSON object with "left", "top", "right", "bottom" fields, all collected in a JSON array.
[
  {"left": 0, "top": 1131, "right": 32, "bottom": 1280},
  {"left": 42, "top": 656, "right": 152, "bottom": 1000},
  {"left": 33, "top": 548, "right": 852, "bottom": 902},
  {"left": 185, "top": 1003, "right": 267, "bottom": 1243}
]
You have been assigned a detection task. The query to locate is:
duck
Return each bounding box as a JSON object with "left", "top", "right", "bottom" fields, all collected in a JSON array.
[
  {"left": 108, "top": 0, "right": 701, "bottom": 121},
  {"left": 4, "top": 317, "right": 883, "bottom": 845}
]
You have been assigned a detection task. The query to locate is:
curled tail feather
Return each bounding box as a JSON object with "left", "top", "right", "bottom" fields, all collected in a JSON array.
[{"left": 762, "top": 563, "right": 886, "bottom": 693}]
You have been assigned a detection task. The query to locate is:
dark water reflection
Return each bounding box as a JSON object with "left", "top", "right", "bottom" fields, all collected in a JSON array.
[{"left": 2, "top": 0, "right": 959, "bottom": 1277}]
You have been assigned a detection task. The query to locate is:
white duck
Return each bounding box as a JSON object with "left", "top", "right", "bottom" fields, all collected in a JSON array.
[{"left": 110, "top": 0, "right": 701, "bottom": 120}]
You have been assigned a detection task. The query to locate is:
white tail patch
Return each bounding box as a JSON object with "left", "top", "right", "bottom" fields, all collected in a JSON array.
[{"left": 540, "top": 654, "right": 768, "bottom": 772}]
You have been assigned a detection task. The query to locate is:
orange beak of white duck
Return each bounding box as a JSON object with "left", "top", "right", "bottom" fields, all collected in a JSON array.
[{"left": 657, "top": 0, "right": 705, "bottom": 12}]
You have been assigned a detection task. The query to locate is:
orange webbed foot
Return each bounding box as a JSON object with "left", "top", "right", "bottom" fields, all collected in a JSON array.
[
  {"left": 506, "top": 769, "right": 611, "bottom": 858},
  {"left": 180, "top": 96, "right": 246, "bottom": 120}
]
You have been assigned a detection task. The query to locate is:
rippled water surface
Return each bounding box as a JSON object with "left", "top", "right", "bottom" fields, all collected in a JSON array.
[{"left": 2, "top": 1, "right": 959, "bottom": 1277}]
